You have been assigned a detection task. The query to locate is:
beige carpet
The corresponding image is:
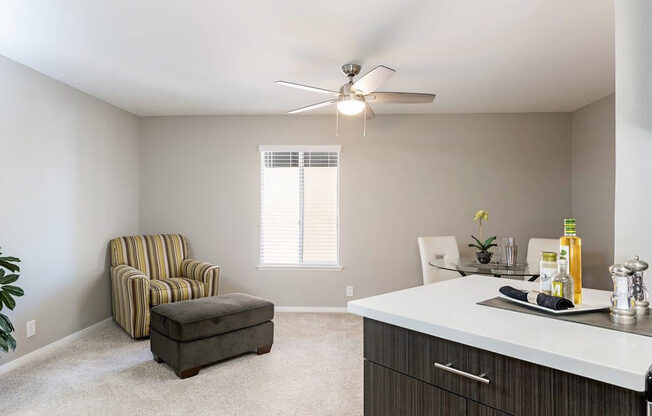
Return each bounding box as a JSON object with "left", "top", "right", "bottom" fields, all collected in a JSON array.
[{"left": 0, "top": 313, "right": 363, "bottom": 416}]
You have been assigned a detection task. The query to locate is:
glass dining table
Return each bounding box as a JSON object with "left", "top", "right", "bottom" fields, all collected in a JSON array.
[{"left": 429, "top": 256, "right": 540, "bottom": 281}]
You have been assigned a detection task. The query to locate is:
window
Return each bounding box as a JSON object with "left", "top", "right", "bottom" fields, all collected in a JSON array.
[{"left": 259, "top": 145, "right": 341, "bottom": 269}]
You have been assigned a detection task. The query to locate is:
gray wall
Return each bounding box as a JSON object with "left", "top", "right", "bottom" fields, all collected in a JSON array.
[
  {"left": 0, "top": 56, "right": 140, "bottom": 363},
  {"left": 571, "top": 94, "right": 615, "bottom": 290},
  {"left": 614, "top": 0, "right": 652, "bottom": 292},
  {"left": 139, "top": 114, "right": 572, "bottom": 306}
]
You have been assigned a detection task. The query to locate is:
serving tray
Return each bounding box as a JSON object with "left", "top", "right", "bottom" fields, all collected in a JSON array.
[
  {"left": 498, "top": 293, "right": 610, "bottom": 315},
  {"left": 478, "top": 296, "right": 652, "bottom": 337}
]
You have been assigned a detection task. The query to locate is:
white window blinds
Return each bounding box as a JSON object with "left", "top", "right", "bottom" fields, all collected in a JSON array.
[{"left": 260, "top": 145, "right": 340, "bottom": 268}]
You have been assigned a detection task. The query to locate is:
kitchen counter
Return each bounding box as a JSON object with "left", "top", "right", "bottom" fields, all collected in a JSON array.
[{"left": 348, "top": 275, "right": 652, "bottom": 392}]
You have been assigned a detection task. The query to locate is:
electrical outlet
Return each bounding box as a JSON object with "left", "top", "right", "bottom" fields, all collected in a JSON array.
[
  {"left": 346, "top": 286, "right": 354, "bottom": 297},
  {"left": 26, "top": 320, "right": 36, "bottom": 338}
]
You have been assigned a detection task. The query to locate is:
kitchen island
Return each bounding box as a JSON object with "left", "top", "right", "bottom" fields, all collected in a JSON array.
[{"left": 348, "top": 276, "right": 652, "bottom": 415}]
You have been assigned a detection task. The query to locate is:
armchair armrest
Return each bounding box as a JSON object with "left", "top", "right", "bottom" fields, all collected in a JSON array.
[
  {"left": 181, "top": 259, "right": 220, "bottom": 297},
  {"left": 110, "top": 265, "right": 150, "bottom": 338}
]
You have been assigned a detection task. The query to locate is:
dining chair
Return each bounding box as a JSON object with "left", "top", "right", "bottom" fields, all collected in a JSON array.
[
  {"left": 526, "top": 238, "right": 559, "bottom": 275},
  {"left": 418, "top": 236, "right": 460, "bottom": 284}
]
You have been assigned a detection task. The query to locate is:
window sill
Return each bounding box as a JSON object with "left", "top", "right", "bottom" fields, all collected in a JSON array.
[{"left": 257, "top": 264, "right": 343, "bottom": 271}]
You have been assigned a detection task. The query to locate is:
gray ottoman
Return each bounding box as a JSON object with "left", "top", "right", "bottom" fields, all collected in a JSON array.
[{"left": 150, "top": 293, "right": 274, "bottom": 379}]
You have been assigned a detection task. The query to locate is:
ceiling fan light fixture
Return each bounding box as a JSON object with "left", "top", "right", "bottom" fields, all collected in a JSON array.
[{"left": 337, "top": 96, "right": 365, "bottom": 115}]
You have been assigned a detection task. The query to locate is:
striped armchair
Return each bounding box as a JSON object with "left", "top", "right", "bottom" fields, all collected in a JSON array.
[{"left": 110, "top": 234, "right": 220, "bottom": 338}]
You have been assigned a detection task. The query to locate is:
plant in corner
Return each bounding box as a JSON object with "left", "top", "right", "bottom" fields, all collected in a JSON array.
[
  {"left": 468, "top": 210, "right": 497, "bottom": 264},
  {"left": 0, "top": 247, "right": 23, "bottom": 356}
]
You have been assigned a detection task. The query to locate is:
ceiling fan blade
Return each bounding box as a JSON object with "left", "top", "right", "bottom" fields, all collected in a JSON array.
[
  {"left": 351, "top": 65, "right": 395, "bottom": 94},
  {"left": 286, "top": 99, "right": 336, "bottom": 114},
  {"left": 275, "top": 81, "right": 339, "bottom": 96},
  {"left": 366, "top": 92, "right": 436, "bottom": 103}
]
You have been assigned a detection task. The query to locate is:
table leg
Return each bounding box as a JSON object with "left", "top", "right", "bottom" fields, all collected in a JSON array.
[
  {"left": 528, "top": 275, "right": 539, "bottom": 282},
  {"left": 458, "top": 270, "right": 467, "bottom": 277}
]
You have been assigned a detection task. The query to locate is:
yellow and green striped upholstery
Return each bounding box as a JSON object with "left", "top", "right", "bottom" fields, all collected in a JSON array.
[
  {"left": 181, "top": 259, "right": 220, "bottom": 297},
  {"left": 111, "top": 264, "right": 150, "bottom": 339},
  {"left": 109, "top": 234, "right": 220, "bottom": 338},
  {"left": 110, "top": 234, "right": 188, "bottom": 280},
  {"left": 150, "top": 278, "right": 205, "bottom": 306}
]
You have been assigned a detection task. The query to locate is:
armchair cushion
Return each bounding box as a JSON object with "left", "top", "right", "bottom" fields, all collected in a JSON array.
[
  {"left": 181, "top": 259, "right": 220, "bottom": 297},
  {"left": 150, "top": 278, "right": 205, "bottom": 306}
]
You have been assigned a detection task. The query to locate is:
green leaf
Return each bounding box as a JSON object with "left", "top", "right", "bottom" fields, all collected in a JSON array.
[
  {"left": 471, "top": 235, "right": 483, "bottom": 246},
  {"left": 0, "top": 269, "right": 4, "bottom": 278},
  {"left": 5, "top": 332, "right": 16, "bottom": 351},
  {"left": 0, "top": 332, "right": 15, "bottom": 352},
  {"left": 2, "top": 285, "right": 23, "bottom": 297},
  {"left": 0, "top": 274, "right": 19, "bottom": 285},
  {"left": 468, "top": 243, "right": 483, "bottom": 250},
  {"left": 0, "top": 258, "right": 20, "bottom": 273},
  {"left": 0, "top": 335, "right": 8, "bottom": 352},
  {"left": 483, "top": 236, "right": 497, "bottom": 246},
  {"left": 0, "top": 313, "right": 14, "bottom": 332},
  {"left": 485, "top": 244, "right": 498, "bottom": 249},
  {"left": 0, "top": 291, "right": 15, "bottom": 310},
  {"left": 0, "top": 256, "right": 21, "bottom": 263}
]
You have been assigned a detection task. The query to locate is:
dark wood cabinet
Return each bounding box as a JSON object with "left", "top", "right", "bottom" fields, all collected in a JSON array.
[
  {"left": 467, "top": 401, "right": 511, "bottom": 416},
  {"left": 364, "top": 360, "right": 466, "bottom": 416},
  {"left": 363, "top": 318, "right": 646, "bottom": 416}
]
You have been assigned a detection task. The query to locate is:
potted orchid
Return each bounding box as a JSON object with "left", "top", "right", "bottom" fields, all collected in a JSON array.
[{"left": 468, "top": 210, "right": 497, "bottom": 264}]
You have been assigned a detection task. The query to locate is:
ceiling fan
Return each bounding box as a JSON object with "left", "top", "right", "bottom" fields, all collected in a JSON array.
[{"left": 276, "top": 64, "right": 436, "bottom": 135}]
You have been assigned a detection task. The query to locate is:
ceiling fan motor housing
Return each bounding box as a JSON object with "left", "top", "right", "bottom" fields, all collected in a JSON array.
[{"left": 341, "top": 63, "right": 361, "bottom": 77}]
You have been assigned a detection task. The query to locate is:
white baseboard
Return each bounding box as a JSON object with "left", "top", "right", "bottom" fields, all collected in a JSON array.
[
  {"left": 275, "top": 306, "right": 348, "bottom": 313},
  {"left": 0, "top": 317, "right": 112, "bottom": 376}
]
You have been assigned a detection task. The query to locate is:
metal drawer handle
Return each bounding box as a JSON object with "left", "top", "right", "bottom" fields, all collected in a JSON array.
[{"left": 434, "top": 362, "right": 490, "bottom": 384}]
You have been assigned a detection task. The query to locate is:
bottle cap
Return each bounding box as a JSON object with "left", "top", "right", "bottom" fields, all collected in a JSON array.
[
  {"left": 542, "top": 251, "right": 557, "bottom": 262},
  {"left": 564, "top": 218, "right": 576, "bottom": 234}
]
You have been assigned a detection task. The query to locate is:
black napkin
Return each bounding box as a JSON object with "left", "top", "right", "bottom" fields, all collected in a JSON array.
[{"left": 499, "top": 286, "right": 574, "bottom": 311}]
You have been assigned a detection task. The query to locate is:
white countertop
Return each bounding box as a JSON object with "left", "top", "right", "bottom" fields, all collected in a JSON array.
[{"left": 347, "top": 276, "right": 652, "bottom": 392}]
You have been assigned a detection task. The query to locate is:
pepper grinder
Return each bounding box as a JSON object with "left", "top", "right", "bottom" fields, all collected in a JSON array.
[
  {"left": 608, "top": 264, "right": 636, "bottom": 325},
  {"left": 625, "top": 256, "right": 650, "bottom": 316}
]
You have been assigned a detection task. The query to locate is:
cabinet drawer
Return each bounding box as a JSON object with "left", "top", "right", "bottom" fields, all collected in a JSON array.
[
  {"left": 364, "top": 360, "right": 466, "bottom": 416},
  {"left": 363, "top": 318, "right": 645, "bottom": 416},
  {"left": 467, "top": 401, "right": 512, "bottom": 416}
]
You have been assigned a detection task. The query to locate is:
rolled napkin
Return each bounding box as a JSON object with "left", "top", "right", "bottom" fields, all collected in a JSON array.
[{"left": 499, "top": 286, "right": 575, "bottom": 311}]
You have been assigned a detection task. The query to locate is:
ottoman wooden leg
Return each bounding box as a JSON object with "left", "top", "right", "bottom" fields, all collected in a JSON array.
[
  {"left": 175, "top": 366, "right": 201, "bottom": 379},
  {"left": 153, "top": 354, "right": 163, "bottom": 363},
  {"left": 257, "top": 344, "right": 272, "bottom": 355}
]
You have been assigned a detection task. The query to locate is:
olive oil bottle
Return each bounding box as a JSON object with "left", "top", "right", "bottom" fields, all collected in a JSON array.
[{"left": 559, "top": 218, "right": 582, "bottom": 304}]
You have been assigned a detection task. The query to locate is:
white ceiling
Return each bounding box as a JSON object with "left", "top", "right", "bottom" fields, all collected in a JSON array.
[{"left": 0, "top": 0, "right": 614, "bottom": 116}]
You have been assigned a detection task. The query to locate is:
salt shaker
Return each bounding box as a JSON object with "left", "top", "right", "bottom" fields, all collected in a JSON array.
[
  {"left": 608, "top": 264, "right": 636, "bottom": 325},
  {"left": 624, "top": 256, "right": 649, "bottom": 316}
]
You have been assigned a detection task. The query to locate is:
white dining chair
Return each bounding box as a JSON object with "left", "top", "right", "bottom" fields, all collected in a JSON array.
[
  {"left": 526, "top": 238, "right": 559, "bottom": 275},
  {"left": 418, "top": 236, "right": 461, "bottom": 285}
]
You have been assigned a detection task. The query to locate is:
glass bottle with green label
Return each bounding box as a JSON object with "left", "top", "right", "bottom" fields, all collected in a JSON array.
[
  {"left": 559, "top": 218, "right": 582, "bottom": 304},
  {"left": 539, "top": 251, "right": 558, "bottom": 295},
  {"left": 551, "top": 258, "right": 574, "bottom": 302}
]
